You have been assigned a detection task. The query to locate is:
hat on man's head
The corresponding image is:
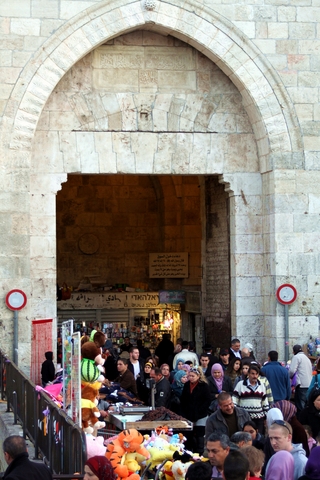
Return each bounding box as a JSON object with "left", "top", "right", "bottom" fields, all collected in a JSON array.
[
  {"left": 104, "top": 339, "right": 113, "bottom": 350},
  {"left": 244, "top": 342, "right": 253, "bottom": 352},
  {"left": 293, "top": 344, "right": 302, "bottom": 354},
  {"left": 203, "top": 343, "right": 212, "bottom": 351},
  {"left": 220, "top": 348, "right": 229, "bottom": 356}
]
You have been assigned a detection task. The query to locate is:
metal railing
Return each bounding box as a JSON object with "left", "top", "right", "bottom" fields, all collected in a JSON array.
[{"left": 0, "top": 350, "right": 86, "bottom": 476}]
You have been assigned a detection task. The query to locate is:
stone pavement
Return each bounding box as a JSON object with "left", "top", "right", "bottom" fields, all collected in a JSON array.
[{"left": 0, "top": 400, "right": 39, "bottom": 473}]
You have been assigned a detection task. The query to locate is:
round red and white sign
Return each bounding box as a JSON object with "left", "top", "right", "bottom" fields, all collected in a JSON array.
[
  {"left": 276, "top": 284, "right": 297, "bottom": 305},
  {"left": 5, "top": 289, "right": 27, "bottom": 311}
]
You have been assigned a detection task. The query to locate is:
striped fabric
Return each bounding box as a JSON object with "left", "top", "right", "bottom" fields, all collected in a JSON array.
[{"left": 232, "top": 378, "right": 269, "bottom": 419}]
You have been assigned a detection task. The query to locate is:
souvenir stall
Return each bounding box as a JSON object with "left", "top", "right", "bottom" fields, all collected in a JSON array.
[{"left": 57, "top": 290, "right": 183, "bottom": 350}]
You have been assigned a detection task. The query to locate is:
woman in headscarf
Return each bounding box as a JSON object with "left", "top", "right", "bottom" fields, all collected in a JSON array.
[
  {"left": 84, "top": 456, "right": 116, "bottom": 480},
  {"left": 207, "top": 363, "right": 233, "bottom": 413},
  {"left": 136, "top": 361, "right": 153, "bottom": 404},
  {"left": 298, "top": 446, "right": 320, "bottom": 480},
  {"left": 169, "top": 357, "right": 185, "bottom": 382},
  {"left": 265, "top": 451, "right": 294, "bottom": 480},
  {"left": 180, "top": 367, "right": 211, "bottom": 455},
  {"left": 171, "top": 370, "right": 188, "bottom": 414},
  {"left": 181, "top": 363, "right": 191, "bottom": 375},
  {"left": 274, "top": 400, "right": 309, "bottom": 456}
]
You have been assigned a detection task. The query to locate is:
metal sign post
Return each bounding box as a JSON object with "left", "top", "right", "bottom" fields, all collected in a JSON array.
[
  {"left": 276, "top": 284, "right": 297, "bottom": 363},
  {"left": 5, "top": 289, "right": 28, "bottom": 366}
]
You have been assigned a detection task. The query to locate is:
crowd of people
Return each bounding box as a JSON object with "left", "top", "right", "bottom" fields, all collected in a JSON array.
[{"left": 34, "top": 334, "right": 320, "bottom": 480}]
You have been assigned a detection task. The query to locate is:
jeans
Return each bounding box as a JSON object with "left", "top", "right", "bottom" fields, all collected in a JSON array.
[{"left": 294, "top": 385, "right": 308, "bottom": 412}]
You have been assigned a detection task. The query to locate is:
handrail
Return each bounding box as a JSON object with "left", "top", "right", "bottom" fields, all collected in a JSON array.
[{"left": 0, "top": 349, "right": 87, "bottom": 475}]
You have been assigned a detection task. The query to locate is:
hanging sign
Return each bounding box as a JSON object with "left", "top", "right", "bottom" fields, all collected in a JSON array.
[
  {"left": 276, "top": 284, "right": 297, "bottom": 305},
  {"left": 159, "top": 290, "right": 185, "bottom": 304},
  {"left": 5, "top": 289, "right": 27, "bottom": 311},
  {"left": 149, "top": 252, "right": 188, "bottom": 278}
]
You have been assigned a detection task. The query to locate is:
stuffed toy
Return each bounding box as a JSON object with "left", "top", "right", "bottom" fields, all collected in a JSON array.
[
  {"left": 171, "top": 460, "right": 193, "bottom": 480},
  {"left": 124, "top": 453, "right": 141, "bottom": 476},
  {"left": 86, "top": 434, "right": 107, "bottom": 458},
  {"left": 81, "top": 332, "right": 106, "bottom": 383},
  {"left": 81, "top": 384, "right": 106, "bottom": 434},
  {"left": 146, "top": 445, "right": 178, "bottom": 469},
  {"left": 160, "top": 460, "right": 173, "bottom": 480},
  {"left": 106, "top": 428, "right": 150, "bottom": 480}
]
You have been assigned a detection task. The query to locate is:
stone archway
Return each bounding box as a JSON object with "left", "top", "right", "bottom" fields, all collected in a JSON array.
[
  {"left": 7, "top": 0, "right": 301, "bottom": 159},
  {"left": 2, "top": 0, "right": 304, "bottom": 368}
]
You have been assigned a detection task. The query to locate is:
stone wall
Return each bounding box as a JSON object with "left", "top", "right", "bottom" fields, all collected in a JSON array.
[
  {"left": 0, "top": 0, "right": 319, "bottom": 368},
  {"left": 203, "top": 177, "right": 231, "bottom": 350},
  {"left": 57, "top": 174, "right": 202, "bottom": 290}
]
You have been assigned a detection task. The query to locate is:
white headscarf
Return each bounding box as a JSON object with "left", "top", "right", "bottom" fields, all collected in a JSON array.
[{"left": 266, "top": 407, "right": 284, "bottom": 429}]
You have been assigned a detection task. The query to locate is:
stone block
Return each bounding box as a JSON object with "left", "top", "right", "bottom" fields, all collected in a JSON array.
[
  {"left": 273, "top": 214, "right": 294, "bottom": 234},
  {"left": 0, "top": 1, "right": 30, "bottom": 17},
  {"left": 305, "top": 152, "right": 320, "bottom": 171},
  {"left": 32, "top": 131, "right": 64, "bottom": 173},
  {"left": 231, "top": 233, "right": 263, "bottom": 254},
  {"left": 277, "top": 6, "right": 296, "bottom": 22},
  {"left": 314, "top": 104, "right": 320, "bottom": 121},
  {"left": 49, "top": 111, "right": 81, "bottom": 130},
  {"left": 31, "top": 0, "right": 59, "bottom": 18},
  {"left": 289, "top": 22, "right": 315, "bottom": 39},
  {"left": 131, "top": 132, "right": 157, "bottom": 173},
  {"left": 11, "top": 18, "right": 40, "bottom": 36},
  {"left": 60, "top": 1, "right": 95, "bottom": 20},
  {"left": 268, "top": 22, "right": 288, "bottom": 38},
  {"left": 236, "top": 296, "right": 263, "bottom": 316},
  {"left": 299, "top": 40, "right": 320, "bottom": 54},
  {"left": 294, "top": 214, "right": 320, "bottom": 233},
  {"left": 287, "top": 54, "right": 310, "bottom": 71},
  {"left": 231, "top": 253, "right": 264, "bottom": 276},
  {"left": 253, "top": 39, "right": 276, "bottom": 54},
  {"left": 0, "top": 84, "right": 13, "bottom": 100},
  {"left": 40, "top": 19, "right": 64, "bottom": 37},
  {"left": 77, "top": 132, "right": 100, "bottom": 173},
  {"left": 234, "top": 276, "right": 261, "bottom": 297},
  {"left": 294, "top": 103, "right": 313, "bottom": 121},
  {"left": 275, "top": 232, "right": 304, "bottom": 253},
  {"left": 226, "top": 134, "right": 259, "bottom": 173},
  {"left": 304, "top": 136, "right": 320, "bottom": 151},
  {"left": 297, "top": 6, "right": 320, "bottom": 22},
  {"left": 298, "top": 71, "right": 320, "bottom": 88},
  {"left": 0, "top": 67, "right": 20, "bottom": 84}
]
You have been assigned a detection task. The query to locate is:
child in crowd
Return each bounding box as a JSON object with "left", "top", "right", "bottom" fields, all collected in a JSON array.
[{"left": 303, "top": 424, "right": 316, "bottom": 452}]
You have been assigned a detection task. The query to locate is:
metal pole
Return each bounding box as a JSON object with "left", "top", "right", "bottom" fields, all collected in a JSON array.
[
  {"left": 13, "top": 311, "right": 18, "bottom": 366},
  {"left": 284, "top": 304, "right": 289, "bottom": 363},
  {"left": 151, "top": 384, "right": 156, "bottom": 410}
]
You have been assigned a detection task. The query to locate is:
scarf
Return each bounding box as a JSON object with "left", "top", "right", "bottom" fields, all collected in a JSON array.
[
  {"left": 190, "top": 379, "right": 199, "bottom": 393},
  {"left": 85, "top": 456, "right": 116, "bottom": 480},
  {"left": 211, "top": 363, "right": 224, "bottom": 391},
  {"left": 273, "top": 400, "right": 297, "bottom": 422}
]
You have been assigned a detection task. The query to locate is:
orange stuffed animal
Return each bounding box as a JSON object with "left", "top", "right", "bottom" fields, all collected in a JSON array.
[{"left": 106, "top": 428, "right": 150, "bottom": 480}]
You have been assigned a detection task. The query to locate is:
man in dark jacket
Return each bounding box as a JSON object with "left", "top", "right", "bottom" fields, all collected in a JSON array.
[
  {"left": 149, "top": 367, "right": 172, "bottom": 408},
  {"left": 41, "top": 351, "right": 55, "bottom": 387},
  {"left": 205, "top": 392, "right": 251, "bottom": 440},
  {"left": 155, "top": 333, "right": 174, "bottom": 367},
  {"left": 3, "top": 435, "right": 52, "bottom": 480},
  {"left": 260, "top": 350, "right": 291, "bottom": 402}
]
